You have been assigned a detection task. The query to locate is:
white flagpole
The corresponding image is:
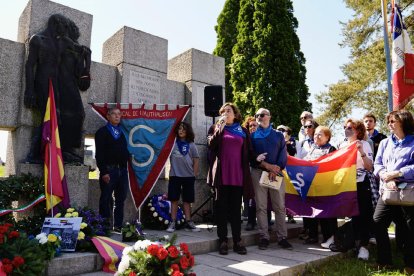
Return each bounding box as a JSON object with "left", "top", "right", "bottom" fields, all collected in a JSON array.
[{"left": 381, "top": 0, "right": 393, "bottom": 112}]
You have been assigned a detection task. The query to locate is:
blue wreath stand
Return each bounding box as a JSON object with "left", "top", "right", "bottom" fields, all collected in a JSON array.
[{"left": 147, "top": 194, "right": 185, "bottom": 228}]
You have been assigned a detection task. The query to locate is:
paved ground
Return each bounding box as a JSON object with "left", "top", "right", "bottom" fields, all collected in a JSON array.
[{"left": 64, "top": 220, "right": 344, "bottom": 276}]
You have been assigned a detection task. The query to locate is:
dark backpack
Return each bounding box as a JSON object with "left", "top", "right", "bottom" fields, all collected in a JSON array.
[{"left": 329, "top": 221, "right": 355, "bottom": 252}]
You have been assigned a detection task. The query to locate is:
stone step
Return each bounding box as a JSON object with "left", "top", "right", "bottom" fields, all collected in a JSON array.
[
  {"left": 46, "top": 222, "right": 302, "bottom": 276},
  {"left": 78, "top": 238, "right": 344, "bottom": 276}
]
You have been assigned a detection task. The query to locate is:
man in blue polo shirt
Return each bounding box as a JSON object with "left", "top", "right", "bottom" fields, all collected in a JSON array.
[{"left": 250, "top": 108, "right": 292, "bottom": 250}]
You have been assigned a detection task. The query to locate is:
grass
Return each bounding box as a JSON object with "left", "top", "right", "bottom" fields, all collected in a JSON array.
[{"left": 304, "top": 240, "right": 406, "bottom": 276}]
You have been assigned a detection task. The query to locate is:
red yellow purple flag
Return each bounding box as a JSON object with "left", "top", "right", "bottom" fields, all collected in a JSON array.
[
  {"left": 42, "top": 79, "right": 70, "bottom": 213},
  {"left": 91, "top": 236, "right": 127, "bottom": 273},
  {"left": 285, "top": 142, "right": 358, "bottom": 218}
]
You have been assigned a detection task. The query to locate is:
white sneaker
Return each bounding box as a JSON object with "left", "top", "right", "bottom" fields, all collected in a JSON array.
[
  {"left": 369, "top": 237, "right": 377, "bottom": 245},
  {"left": 357, "top": 246, "right": 369, "bottom": 260},
  {"left": 320, "top": 235, "right": 334, "bottom": 249},
  {"left": 166, "top": 221, "right": 176, "bottom": 233},
  {"left": 184, "top": 220, "right": 201, "bottom": 232}
]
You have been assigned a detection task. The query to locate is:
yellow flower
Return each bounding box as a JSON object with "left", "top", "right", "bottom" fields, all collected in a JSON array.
[
  {"left": 66, "top": 208, "right": 75, "bottom": 213},
  {"left": 72, "top": 212, "right": 79, "bottom": 217},
  {"left": 64, "top": 213, "right": 72, "bottom": 218},
  {"left": 54, "top": 213, "right": 61, "bottom": 218},
  {"left": 48, "top": 234, "right": 57, "bottom": 242},
  {"left": 78, "top": 231, "right": 85, "bottom": 240},
  {"left": 80, "top": 222, "right": 88, "bottom": 229}
]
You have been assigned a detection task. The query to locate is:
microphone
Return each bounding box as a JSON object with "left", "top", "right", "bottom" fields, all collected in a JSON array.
[{"left": 218, "top": 115, "right": 226, "bottom": 124}]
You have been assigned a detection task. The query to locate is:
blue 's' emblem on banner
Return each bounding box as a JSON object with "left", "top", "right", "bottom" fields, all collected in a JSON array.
[
  {"left": 285, "top": 164, "right": 318, "bottom": 200},
  {"left": 121, "top": 118, "right": 175, "bottom": 188}
]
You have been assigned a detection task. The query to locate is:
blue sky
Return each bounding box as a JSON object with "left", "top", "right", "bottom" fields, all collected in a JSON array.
[{"left": 0, "top": 0, "right": 353, "bottom": 160}]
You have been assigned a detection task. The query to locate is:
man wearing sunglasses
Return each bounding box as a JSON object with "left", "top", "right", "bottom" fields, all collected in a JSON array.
[
  {"left": 298, "top": 111, "right": 313, "bottom": 142},
  {"left": 250, "top": 108, "right": 292, "bottom": 250}
]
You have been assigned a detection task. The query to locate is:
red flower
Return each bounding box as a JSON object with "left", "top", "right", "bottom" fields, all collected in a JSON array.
[
  {"left": 147, "top": 244, "right": 159, "bottom": 256},
  {"left": 179, "top": 256, "right": 189, "bottom": 269},
  {"left": 0, "top": 226, "right": 8, "bottom": 234},
  {"left": 168, "top": 245, "right": 179, "bottom": 258},
  {"left": 0, "top": 234, "right": 4, "bottom": 244},
  {"left": 170, "top": 264, "right": 180, "bottom": 271},
  {"left": 1, "top": 259, "right": 11, "bottom": 265},
  {"left": 189, "top": 273, "right": 197, "bottom": 276},
  {"left": 179, "top": 243, "right": 189, "bottom": 253},
  {"left": 8, "top": 231, "right": 19, "bottom": 239},
  {"left": 128, "top": 272, "right": 136, "bottom": 276},
  {"left": 188, "top": 255, "right": 195, "bottom": 267},
  {"left": 12, "top": 256, "right": 24, "bottom": 268},
  {"left": 2, "top": 264, "right": 13, "bottom": 274},
  {"left": 157, "top": 247, "right": 168, "bottom": 261},
  {"left": 171, "top": 271, "right": 183, "bottom": 276}
]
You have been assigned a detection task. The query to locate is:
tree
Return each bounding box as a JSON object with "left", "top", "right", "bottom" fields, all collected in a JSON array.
[
  {"left": 213, "top": 0, "right": 240, "bottom": 103},
  {"left": 316, "top": 0, "right": 414, "bottom": 130},
  {"left": 214, "top": 0, "right": 311, "bottom": 133}
]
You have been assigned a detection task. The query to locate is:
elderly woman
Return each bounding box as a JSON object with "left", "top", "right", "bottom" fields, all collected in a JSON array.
[
  {"left": 302, "top": 126, "right": 337, "bottom": 246},
  {"left": 340, "top": 119, "right": 374, "bottom": 261},
  {"left": 297, "top": 119, "right": 319, "bottom": 159},
  {"left": 208, "top": 103, "right": 263, "bottom": 255},
  {"left": 373, "top": 110, "right": 414, "bottom": 274}
]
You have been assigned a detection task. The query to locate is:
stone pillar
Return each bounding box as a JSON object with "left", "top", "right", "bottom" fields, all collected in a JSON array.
[{"left": 168, "top": 49, "right": 225, "bottom": 220}]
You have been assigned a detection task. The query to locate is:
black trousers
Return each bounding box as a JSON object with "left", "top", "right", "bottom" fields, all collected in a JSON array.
[
  {"left": 215, "top": 185, "right": 243, "bottom": 244},
  {"left": 373, "top": 198, "right": 414, "bottom": 268},
  {"left": 352, "top": 180, "right": 374, "bottom": 247},
  {"left": 307, "top": 218, "right": 338, "bottom": 241}
]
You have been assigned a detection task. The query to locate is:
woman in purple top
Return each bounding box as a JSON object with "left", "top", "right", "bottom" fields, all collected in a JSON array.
[
  {"left": 208, "top": 103, "right": 263, "bottom": 255},
  {"left": 373, "top": 110, "right": 414, "bottom": 274}
]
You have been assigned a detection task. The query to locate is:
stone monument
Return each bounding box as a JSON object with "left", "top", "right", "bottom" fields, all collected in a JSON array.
[{"left": 0, "top": 0, "right": 224, "bottom": 223}]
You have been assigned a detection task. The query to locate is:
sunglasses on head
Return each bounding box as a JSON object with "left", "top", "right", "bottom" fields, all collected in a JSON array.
[
  {"left": 343, "top": 126, "right": 353, "bottom": 130},
  {"left": 277, "top": 128, "right": 286, "bottom": 132},
  {"left": 303, "top": 125, "right": 313, "bottom": 129},
  {"left": 255, "top": 113, "right": 268, "bottom": 118}
]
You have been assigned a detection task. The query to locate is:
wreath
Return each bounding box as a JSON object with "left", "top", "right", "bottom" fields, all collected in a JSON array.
[{"left": 143, "top": 194, "right": 185, "bottom": 230}]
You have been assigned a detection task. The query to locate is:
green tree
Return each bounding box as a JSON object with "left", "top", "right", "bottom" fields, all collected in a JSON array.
[
  {"left": 316, "top": 0, "right": 414, "bottom": 130},
  {"left": 213, "top": 0, "right": 240, "bottom": 103},
  {"left": 215, "top": 0, "right": 311, "bottom": 132}
]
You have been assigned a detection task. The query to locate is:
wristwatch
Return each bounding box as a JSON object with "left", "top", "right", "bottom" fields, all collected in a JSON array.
[{"left": 398, "top": 171, "right": 404, "bottom": 177}]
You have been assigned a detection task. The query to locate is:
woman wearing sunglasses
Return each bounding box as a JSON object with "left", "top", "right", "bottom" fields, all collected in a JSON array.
[
  {"left": 339, "top": 119, "right": 374, "bottom": 261},
  {"left": 373, "top": 110, "right": 414, "bottom": 274},
  {"left": 207, "top": 103, "right": 264, "bottom": 255},
  {"left": 297, "top": 119, "right": 319, "bottom": 159}
]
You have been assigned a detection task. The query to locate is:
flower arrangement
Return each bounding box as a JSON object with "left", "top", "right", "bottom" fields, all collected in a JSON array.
[
  {"left": 143, "top": 195, "right": 185, "bottom": 230},
  {"left": 54, "top": 207, "right": 111, "bottom": 251},
  {"left": 116, "top": 235, "right": 196, "bottom": 276},
  {"left": 35, "top": 232, "right": 62, "bottom": 260},
  {"left": 0, "top": 222, "right": 48, "bottom": 275},
  {"left": 121, "top": 220, "right": 145, "bottom": 242}
]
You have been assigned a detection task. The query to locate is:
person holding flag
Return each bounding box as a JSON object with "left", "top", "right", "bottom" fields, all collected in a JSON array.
[{"left": 95, "top": 107, "right": 129, "bottom": 232}]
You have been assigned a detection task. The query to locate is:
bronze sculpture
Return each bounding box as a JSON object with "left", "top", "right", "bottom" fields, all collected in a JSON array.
[{"left": 24, "top": 14, "right": 91, "bottom": 163}]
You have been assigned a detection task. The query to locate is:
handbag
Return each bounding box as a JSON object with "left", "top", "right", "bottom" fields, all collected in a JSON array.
[
  {"left": 259, "top": 171, "right": 283, "bottom": 190},
  {"left": 381, "top": 181, "right": 414, "bottom": 206}
]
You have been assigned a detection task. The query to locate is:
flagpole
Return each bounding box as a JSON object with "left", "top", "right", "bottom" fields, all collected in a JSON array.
[
  {"left": 381, "top": 0, "right": 393, "bottom": 112},
  {"left": 49, "top": 140, "right": 54, "bottom": 218}
]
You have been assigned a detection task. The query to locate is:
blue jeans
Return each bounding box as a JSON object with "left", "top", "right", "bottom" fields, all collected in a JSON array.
[{"left": 99, "top": 167, "right": 128, "bottom": 228}]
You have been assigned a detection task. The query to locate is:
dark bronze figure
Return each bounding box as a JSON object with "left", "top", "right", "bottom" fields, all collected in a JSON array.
[{"left": 24, "top": 14, "right": 91, "bottom": 163}]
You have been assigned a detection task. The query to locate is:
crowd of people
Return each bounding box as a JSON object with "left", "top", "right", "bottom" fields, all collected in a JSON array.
[{"left": 95, "top": 105, "right": 414, "bottom": 274}]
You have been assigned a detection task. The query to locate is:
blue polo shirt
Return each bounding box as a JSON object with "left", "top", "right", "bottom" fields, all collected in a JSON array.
[{"left": 251, "top": 127, "right": 287, "bottom": 169}]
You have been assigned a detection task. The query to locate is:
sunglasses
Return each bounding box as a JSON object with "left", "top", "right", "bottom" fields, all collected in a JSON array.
[
  {"left": 343, "top": 126, "right": 353, "bottom": 130},
  {"left": 249, "top": 124, "right": 258, "bottom": 128},
  {"left": 303, "top": 125, "right": 313, "bottom": 129},
  {"left": 255, "top": 113, "right": 268, "bottom": 118},
  {"left": 388, "top": 120, "right": 397, "bottom": 124},
  {"left": 277, "top": 128, "right": 286, "bottom": 132}
]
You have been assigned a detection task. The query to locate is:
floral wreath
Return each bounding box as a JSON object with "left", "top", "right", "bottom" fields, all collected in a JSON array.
[{"left": 147, "top": 195, "right": 185, "bottom": 228}]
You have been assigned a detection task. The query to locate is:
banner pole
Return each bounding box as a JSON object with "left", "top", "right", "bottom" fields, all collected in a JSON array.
[
  {"left": 49, "top": 142, "right": 54, "bottom": 217},
  {"left": 382, "top": 0, "right": 393, "bottom": 112}
]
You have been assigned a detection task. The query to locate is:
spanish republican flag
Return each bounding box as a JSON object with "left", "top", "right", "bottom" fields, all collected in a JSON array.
[
  {"left": 42, "top": 79, "right": 70, "bottom": 212},
  {"left": 285, "top": 143, "right": 358, "bottom": 218}
]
